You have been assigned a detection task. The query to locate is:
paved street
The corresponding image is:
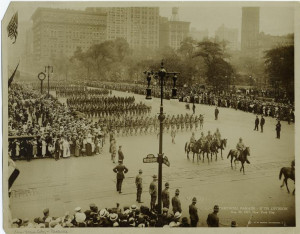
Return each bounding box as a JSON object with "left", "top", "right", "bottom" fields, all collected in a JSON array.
[{"left": 10, "top": 90, "right": 295, "bottom": 227}]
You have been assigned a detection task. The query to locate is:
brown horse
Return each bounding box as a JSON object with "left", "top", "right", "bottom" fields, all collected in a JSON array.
[
  {"left": 279, "top": 160, "right": 295, "bottom": 195},
  {"left": 227, "top": 147, "right": 250, "bottom": 174}
]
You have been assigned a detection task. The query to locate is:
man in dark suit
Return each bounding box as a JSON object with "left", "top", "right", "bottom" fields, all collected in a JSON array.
[
  {"left": 189, "top": 197, "right": 199, "bottom": 227},
  {"left": 254, "top": 116, "right": 259, "bottom": 131},
  {"left": 260, "top": 115, "right": 265, "bottom": 133},
  {"left": 113, "top": 160, "right": 128, "bottom": 193}
]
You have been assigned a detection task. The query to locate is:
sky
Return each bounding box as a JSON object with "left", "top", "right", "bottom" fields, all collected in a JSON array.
[{"left": 3, "top": 1, "right": 295, "bottom": 39}]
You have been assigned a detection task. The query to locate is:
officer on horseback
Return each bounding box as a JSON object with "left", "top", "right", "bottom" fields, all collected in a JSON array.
[
  {"left": 236, "top": 138, "right": 245, "bottom": 160},
  {"left": 190, "top": 132, "right": 196, "bottom": 145}
]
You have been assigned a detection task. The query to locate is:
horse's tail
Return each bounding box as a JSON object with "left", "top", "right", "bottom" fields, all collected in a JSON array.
[
  {"left": 227, "top": 150, "right": 232, "bottom": 159},
  {"left": 279, "top": 168, "right": 284, "bottom": 180}
]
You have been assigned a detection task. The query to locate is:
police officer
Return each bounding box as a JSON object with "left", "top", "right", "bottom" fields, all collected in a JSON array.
[
  {"left": 135, "top": 169, "right": 143, "bottom": 203},
  {"left": 189, "top": 197, "right": 199, "bottom": 227},
  {"left": 149, "top": 175, "right": 158, "bottom": 211},
  {"left": 113, "top": 160, "right": 128, "bottom": 194},
  {"left": 215, "top": 107, "right": 219, "bottom": 120},
  {"left": 162, "top": 182, "right": 170, "bottom": 209},
  {"left": 260, "top": 115, "right": 265, "bottom": 133},
  {"left": 276, "top": 120, "right": 281, "bottom": 139},
  {"left": 171, "top": 189, "right": 182, "bottom": 214},
  {"left": 254, "top": 116, "right": 259, "bottom": 131},
  {"left": 206, "top": 205, "right": 220, "bottom": 227}
]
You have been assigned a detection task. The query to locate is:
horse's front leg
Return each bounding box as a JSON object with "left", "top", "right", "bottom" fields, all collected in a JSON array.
[
  {"left": 221, "top": 149, "right": 223, "bottom": 160},
  {"left": 280, "top": 179, "right": 285, "bottom": 188},
  {"left": 285, "top": 179, "right": 290, "bottom": 193},
  {"left": 230, "top": 157, "right": 233, "bottom": 169}
]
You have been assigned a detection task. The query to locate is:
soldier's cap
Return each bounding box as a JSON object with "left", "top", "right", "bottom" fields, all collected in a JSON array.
[
  {"left": 231, "top": 221, "right": 237, "bottom": 227},
  {"left": 162, "top": 207, "right": 169, "bottom": 212},
  {"left": 43, "top": 208, "right": 49, "bottom": 214},
  {"left": 175, "top": 189, "right": 180, "bottom": 194},
  {"left": 192, "top": 197, "right": 197, "bottom": 202},
  {"left": 152, "top": 175, "right": 157, "bottom": 179},
  {"left": 165, "top": 182, "right": 169, "bottom": 187},
  {"left": 214, "top": 205, "right": 219, "bottom": 210},
  {"left": 139, "top": 169, "right": 143, "bottom": 173}
]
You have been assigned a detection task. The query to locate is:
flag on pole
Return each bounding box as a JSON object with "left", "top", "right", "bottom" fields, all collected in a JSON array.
[
  {"left": 8, "top": 62, "right": 20, "bottom": 87},
  {"left": 7, "top": 12, "right": 18, "bottom": 44}
]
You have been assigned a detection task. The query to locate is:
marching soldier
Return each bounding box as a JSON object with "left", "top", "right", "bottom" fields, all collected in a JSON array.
[
  {"left": 113, "top": 160, "right": 128, "bottom": 194},
  {"left": 118, "top": 145, "right": 124, "bottom": 163},
  {"left": 260, "top": 115, "right": 265, "bottom": 133},
  {"left": 215, "top": 107, "right": 219, "bottom": 120},
  {"left": 171, "top": 189, "right": 182, "bottom": 214},
  {"left": 149, "top": 175, "right": 158, "bottom": 211},
  {"left": 162, "top": 182, "right": 170, "bottom": 209},
  {"left": 135, "top": 169, "right": 143, "bottom": 203},
  {"left": 189, "top": 197, "right": 199, "bottom": 227},
  {"left": 276, "top": 120, "right": 281, "bottom": 139}
]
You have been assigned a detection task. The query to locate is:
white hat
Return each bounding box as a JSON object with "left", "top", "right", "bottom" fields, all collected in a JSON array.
[
  {"left": 174, "top": 212, "right": 182, "bottom": 219},
  {"left": 113, "top": 222, "right": 119, "bottom": 227},
  {"left": 74, "top": 207, "right": 81, "bottom": 212},
  {"left": 109, "top": 213, "right": 118, "bottom": 222}
]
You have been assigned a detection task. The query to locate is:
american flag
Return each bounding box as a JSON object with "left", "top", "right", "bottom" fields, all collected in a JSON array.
[{"left": 7, "top": 12, "right": 18, "bottom": 44}]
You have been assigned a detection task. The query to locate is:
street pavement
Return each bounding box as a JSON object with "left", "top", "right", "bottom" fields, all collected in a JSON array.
[{"left": 10, "top": 90, "right": 295, "bottom": 227}]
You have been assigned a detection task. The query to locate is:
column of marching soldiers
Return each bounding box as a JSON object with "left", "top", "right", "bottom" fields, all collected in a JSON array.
[{"left": 54, "top": 85, "right": 222, "bottom": 227}]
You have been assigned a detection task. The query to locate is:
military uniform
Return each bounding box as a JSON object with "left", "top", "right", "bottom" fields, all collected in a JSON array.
[
  {"left": 189, "top": 202, "right": 199, "bottom": 227},
  {"left": 206, "top": 212, "right": 219, "bottom": 227},
  {"left": 135, "top": 170, "right": 143, "bottom": 203},
  {"left": 162, "top": 188, "right": 170, "bottom": 208},
  {"left": 171, "top": 195, "right": 182, "bottom": 214},
  {"left": 149, "top": 177, "right": 158, "bottom": 211},
  {"left": 113, "top": 162, "right": 128, "bottom": 193}
]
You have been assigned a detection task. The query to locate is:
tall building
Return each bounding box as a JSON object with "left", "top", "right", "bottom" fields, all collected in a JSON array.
[
  {"left": 31, "top": 8, "right": 107, "bottom": 63},
  {"left": 215, "top": 24, "right": 239, "bottom": 51},
  {"left": 86, "top": 7, "right": 160, "bottom": 50},
  {"left": 189, "top": 27, "right": 209, "bottom": 42},
  {"left": 159, "top": 7, "right": 190, "bottom": 50},
  {"left": 259, "top": 32, "right": 294, "bottom": 55},
  {"left": 241, "top": 7, "right": 260, "bottom": 56}
]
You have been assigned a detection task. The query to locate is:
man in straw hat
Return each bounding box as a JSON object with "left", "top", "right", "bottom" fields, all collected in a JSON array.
[{"left": 149, "top": 175, "right": 158, "bottom": 211}]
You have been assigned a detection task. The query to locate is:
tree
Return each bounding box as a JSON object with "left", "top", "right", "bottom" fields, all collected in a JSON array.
[
  {"left": 264, "top": 45, "right": 294, "bottom": 100},
  {"left": 194, "top": 41, "right": 234, "bottom": 91}
]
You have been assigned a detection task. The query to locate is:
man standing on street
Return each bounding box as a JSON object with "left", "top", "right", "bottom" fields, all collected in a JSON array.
[
  {"left": 260, "top": 115, "right": 265, "bottom": 133},
  {"left": 215, "top": 107, "right": 219, "bottom": 120},
  {"left": 254, "top": 116, "right": 259, "bottom": 131},
  {"left": 192, "top": 103, "right": 196, "bottom": 114},
  {"left": 162, "top": 182, "right": 170, "bottom": 209},
  {"left": 135, "top": 169, "right": 143, "bottom": 203},
  {"left": 149, "top": 175, "right": 158, "bottom": 211},
  {"left": 276, "top": 120, "right": 281, "bottom": 139},
  {"left": 189, "top": 197, "right": 199, "bottom": 227},
  {"left": 171, "top": 189, "right": 182, "bottom": 214},
  {"left": 113, "top": 160, "right": 128, "bottom": 194},
  {"left": 118, "top": 145, "right": 124, "bottom": 162},
  {"left": 206, "top": 205, "right": 220, "bottom": 227}
]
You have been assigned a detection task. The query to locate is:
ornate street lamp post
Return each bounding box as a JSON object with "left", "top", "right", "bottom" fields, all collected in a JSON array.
[
  {"left": 144, "top": 61, "right": 179, "bottom": 214},
  {"left": 45, "top": 65, "right": 53, "bottom": 98}
]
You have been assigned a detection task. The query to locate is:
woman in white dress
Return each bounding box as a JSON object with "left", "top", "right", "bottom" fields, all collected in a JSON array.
[
  {"left": 42, "top": 138, "right": 46, "bottom": 157},
  {"left": 63, "top": 138, "right": 70, "bottom": 158}
]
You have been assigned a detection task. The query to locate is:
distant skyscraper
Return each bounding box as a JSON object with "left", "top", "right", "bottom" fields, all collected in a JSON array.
[
  {"left": 215, "top": 24, "right": 239, "bottom": 51},
  {"left": 189, "top": 27, "right": 209, "bottom": 42},
  {"left": 159, "top": 8, "right": 190, "bottom": 50},
  {"left": 241, "top": 7, "right": 260, "bottom": 55}
]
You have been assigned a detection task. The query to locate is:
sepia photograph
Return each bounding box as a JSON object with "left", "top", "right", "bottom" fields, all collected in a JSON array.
[{"left": 1, "top": 1, "right": 298, "bottom": 233}]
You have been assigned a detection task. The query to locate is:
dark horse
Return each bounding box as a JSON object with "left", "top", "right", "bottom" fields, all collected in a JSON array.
[
  {"left": 279, "top": 160, "right": 295, "bottom": 195},
  {"left": 216, "top": 139, "right": 227, "bottom": 159},
  {"left": 185, "top": 141, "right": 201, "bottom": 162},
  {"left": 227, "top": 147, "right": 250, "bottom": 174}
]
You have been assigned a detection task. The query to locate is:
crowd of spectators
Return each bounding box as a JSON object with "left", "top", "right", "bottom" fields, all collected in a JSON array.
[
  {"left": 8, "top": 83, "right": 106, "bottom": 161},
  {"left": 10, "top": 202, "right": 224, "bottom": 228}
]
